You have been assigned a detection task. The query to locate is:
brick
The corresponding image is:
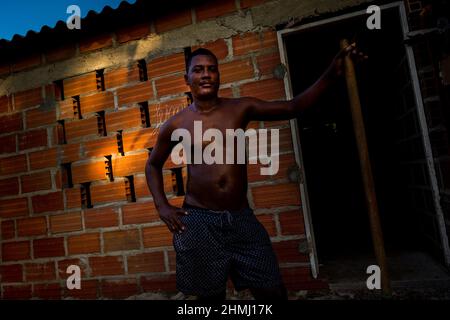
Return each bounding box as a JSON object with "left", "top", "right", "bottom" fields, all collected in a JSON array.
[
  {"left": 58, "top": 98, "right": 76, "bottom": 119},
  {"left": 33, "top": 237, "right": 65, "bottom": 258},
  {"left": 17, "top": 216, "right": 47, "bottom": 237},
  {"left": 26, "top": 107, "right": 56, "bottom": 129},
  {"left": 112, "top": 152, "right": 148, "bottom": 177},
  {"left": 0, "top": 112, "right": 22, "bottom": 134},
  {"left": 45, "top": 44, "right": 76, "bottom": 63},
  {"left": 251, "top": 183, "right": 301, "bottom": 208},
  {"left": 155, "top": 9, "right": 192, "bottom": 34},
  {"left": 134, "top": 175, "right": 152, "bottom": 198},
  {"left": 232, "top": 30, "right": 277, "bottom": 56},
  {"left": 50, "top": 212, "right": 82, "bottom": 234},
  {"left": 103, "top": 229, "right": 140, "bottom": 252},
  {"left": 84, "top": 136, "right": 118, "bottom": 158},
  {"left": 147, "top": 53, "right": 186, "bottom": 79},
  {"left": 25, "top": 262, "right": 56, "bottom": 282},
  {"left": 115, "top": 22, "right": 151, "bottom": 43},
  {"left": 91, "top": 180, "right": 127, "bottom": 204},
  {"left": 220, "top": 58, "right": 254, "bottom": 84},
  {"left": 241, "top": 0, "right": 267, "bottom": 8},
  {"left": 0, "top": 177, "right": 19, "bottom": 196},
  {"left": 247, "top": 152, "right": 296, "bottom": 182},
  {"left": 105, "top": 107, "right": 143, "bottom": 133},
  {"left": 122, "top": 201, "right": 159, "bottom": 225},
  {"left": 141, "top": 274, "right": 177, "bottom": 292},
  {"left": 155, "top": 74, "right": 190, "bottom": 97},
  {"left": 101, "top": 279, "right": 139, "bottom": 299},
  {"left": 84, "top": 206, "right": 119, "bottom": 229},
  {"left": 219, "top": 87, "right": 234, "bottom": 98},
  {"left": 13, "top": 87, "right": 43, "bottom": 111},
  {"left": 0, "top": 264, "right": 23, "bottom": 282},
  {"left": 142, "top": 225, "right": 172, "bottom": 248},
  {"left": 117, "top": 82, "right": 154, "bottom": 106},
  {"left": 32, "top": 191, "right": 64, "bottom": 214},
  {"left": 2, "top": 241, "right": 30, "bottom": 261},
  {"left": 240, "top": 78, "right": 286, "bottom": 100},
  {"left": 104, "top": 65, "right": 140, "bottom": 89},
  {"left": 29, "top": 148, "right": 58, "bottom": 170},
  {"left": 63, "top": 279, "right": 98, "bottom": 299},
  {"left": 192, "top": 39, "right": 228, "bottom": 61},
  {"left": 257, "top": 52, "right": 281, "bottom": 76},
  {"left": 79, "top": 33, "right": 113, "bottom": 53},
  {"left": 21, "top": 171, "right": 52, "bottom": 193},
  {"left": 61, "top": 143, "right": 82, "bottom": 163},
  {"left": 0, "top": 197, "right": 28, "bottom": 218},
  {"left": 196, "top": 0, "right": 236, "bottom": 21},
  {"left": 65, "top": 117, "right": 99, "bottom": 142},
  {"left": 89, "top": 255, "right": 124, "bottom": 276},
  {"left": 149, "top": 97, "right": 188, "bottom": 125},
  {"left": 127, "top": 251, "right": 165, "bottom": 274},
  {"left": 273, "top": 239, "right": 308, "bottom": 263},
  {"left": 279, "top": 210, "right": 305, "bottom": 235},
  {"left": 57, "top": 258, "right": 89, "bottom": 278},
  {"left": 33, "top": 283, "right": 61, "bottom": 299},
  {"left": 3, "top": 284, "right": 32, "bottom": 299},
  {"left": 65, "top": 188, "right": 82, "bottom": 209},
  {"left": 12, "top": 54, "right": 42, "bottom": 72},
  {"left": 0, "top": 134, "right": 16, "bottom": 153},
  {"left": 1, "top": 220, "right": 15, "bottom": 240},
  {"left": 278, "top": 127, "right": 294, "bottom": 153},
  {"left": 122, "top": 127, "right": 157, "bottom": 152},
  {"left": 71, "top": 161, "right": 107, "bottom": 184},
  {"left": 80, "top": 91, "right": 115, "bottom": 115},
  {"left": 0, "top": 94, "right": 12, "bottom": 113},
  {"left": 167, "top": 250, "right": 176, "bottom": 271},
  {"left": 67, "top": 233, "right": 101, "bottom": 255},
  {"left": 18, "top": 128, "right": 48, "bottom": 151},
  {"left": 255, "top": 214, "right": 277, "bottom": 237}
]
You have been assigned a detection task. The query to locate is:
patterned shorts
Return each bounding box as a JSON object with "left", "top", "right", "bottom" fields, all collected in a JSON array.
[{"left": 173, "top": 204, "right": 283, "bottom": 296}]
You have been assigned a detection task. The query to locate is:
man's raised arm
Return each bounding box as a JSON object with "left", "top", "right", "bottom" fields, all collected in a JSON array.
[{"left": 245, "top": 43, "right": 364, "bottom": 121}]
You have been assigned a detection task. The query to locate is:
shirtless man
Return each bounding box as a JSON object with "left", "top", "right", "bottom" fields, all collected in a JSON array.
[{"left": 146, "top": 44, "right": 364, "bottom": 301}]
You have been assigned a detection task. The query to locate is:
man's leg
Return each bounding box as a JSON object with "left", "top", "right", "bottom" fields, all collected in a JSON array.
[
  {"left": 249, "top": 285, "right": 288, "bottom": 301},
  {"left": 197, "top": 290, "right": 227, "bottom": 302}
]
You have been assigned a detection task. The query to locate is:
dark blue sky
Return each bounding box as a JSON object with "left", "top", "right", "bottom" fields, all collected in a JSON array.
[{"left": 0, "top": 0, "right": 136, "bottom": 40}]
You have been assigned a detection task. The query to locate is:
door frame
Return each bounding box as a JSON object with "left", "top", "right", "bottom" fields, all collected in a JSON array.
[{"left": 276, "top": 1, "right": 450, "bottom": 277}]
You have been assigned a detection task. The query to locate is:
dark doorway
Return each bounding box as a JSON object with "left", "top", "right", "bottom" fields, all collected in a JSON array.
[{"left": 284, "top": 7, "right": 447, "bottom": 284}]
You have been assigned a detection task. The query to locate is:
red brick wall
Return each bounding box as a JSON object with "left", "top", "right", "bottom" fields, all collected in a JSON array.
[{"left": 0, "top": 0, "right": 313, "bottom": 299}]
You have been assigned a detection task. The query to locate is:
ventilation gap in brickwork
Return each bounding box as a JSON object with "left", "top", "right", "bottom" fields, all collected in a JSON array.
[
  {"left": 125, "top": 176, "right": 136, "bottom": 202},
  {"left": 104, "top": 155, "right": 114, "bottom": 182},
  {"left": 185, "top": 92, "right": 193, "bottom": 105},
  {"left": 61, "top": 163, "right": 73, "bottom": 188},
  {"left": 96, "top": 69, "right": 105, "bottom": 91},
  {"left": 57, "top": 120, "right": 67, "bottom": 144},
  {"left": 183, "top": 47, "right": 192, "bottom": 73},
  {"left": 54, "top": 80, "right": 65, "bottom": 100},
  {"left": 139, "top": 101, "right": 150, "bottom": 128},
  {"left": 81, "top": 182, "right": 93, "bottom": 209},
  {"left": 117, "top": 130, "right": 125, "bottom": 156},
  {"left": 96, "top": 111, "right": 107, "bottom": 136},
  {"left": 171, "top": 167, "right": 185, "bottom": 196},
  {"left": 137, "top": 59, "right": 148, "bottom": 82},
  {"left": 72, "top": 96, "right": 82, "bottom": 119}
]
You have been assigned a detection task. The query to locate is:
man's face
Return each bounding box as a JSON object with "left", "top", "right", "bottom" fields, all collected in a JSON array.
[{"left": 185, "top": 55, "right": 220, "bottom": 100}]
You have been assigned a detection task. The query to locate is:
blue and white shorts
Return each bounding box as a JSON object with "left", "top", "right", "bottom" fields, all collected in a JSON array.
[{"left": 173, "top": 204, "right": 283, "bottom": 296}]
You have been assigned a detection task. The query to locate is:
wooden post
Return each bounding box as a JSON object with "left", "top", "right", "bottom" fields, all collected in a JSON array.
[{"left": 340, "top": 39, "right": 391, "bottom": 295}]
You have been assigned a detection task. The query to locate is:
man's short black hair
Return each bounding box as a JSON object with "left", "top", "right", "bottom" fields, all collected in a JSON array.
[{"left": 186, "top": 48, "right": 218, "bottom": 72}]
